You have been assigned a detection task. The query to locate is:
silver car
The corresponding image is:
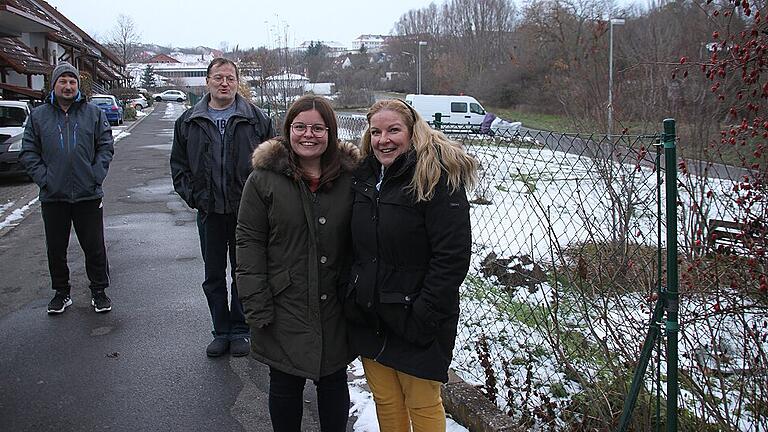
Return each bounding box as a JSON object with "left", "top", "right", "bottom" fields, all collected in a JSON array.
[
  {"left": 152, "top": 90, "right": 187, "bottom": 102},
  {"left": 0, "top": 100, "right": 30, "bottom": 178}
]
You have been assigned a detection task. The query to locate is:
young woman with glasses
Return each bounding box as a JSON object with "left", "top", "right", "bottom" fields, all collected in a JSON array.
[{"left": 235, "top": 95, "right": 360, "bottom": 432}]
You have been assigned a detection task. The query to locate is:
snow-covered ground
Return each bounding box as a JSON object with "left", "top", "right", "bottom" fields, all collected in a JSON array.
[
  {"left": 442, "top": 133, "right": 766, "bottom": 430},
  {"left": 0, "top": 197, "right": 37, "bottom": 231}
]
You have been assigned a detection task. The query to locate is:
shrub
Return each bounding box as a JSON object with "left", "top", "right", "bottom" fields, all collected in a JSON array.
[{"left": 123, "top": 105, "right": 137, "bottom": 121}]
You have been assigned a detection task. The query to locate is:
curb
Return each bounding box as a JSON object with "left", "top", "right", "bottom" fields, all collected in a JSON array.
[
  {"left": 443, "top": 369, "right": 521, "bottom": 432},
  {"left": 120, "top": 105, "right": 154, "bottom": 136}
]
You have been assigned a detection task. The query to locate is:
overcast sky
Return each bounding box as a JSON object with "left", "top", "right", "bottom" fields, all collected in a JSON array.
[{"left": 45, "top": 0, "right": 438, "bottom": 49}]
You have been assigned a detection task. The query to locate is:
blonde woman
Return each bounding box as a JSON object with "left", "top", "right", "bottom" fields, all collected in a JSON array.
[{"left": 344, "top": 99, "right": 477, "bottom": 431}]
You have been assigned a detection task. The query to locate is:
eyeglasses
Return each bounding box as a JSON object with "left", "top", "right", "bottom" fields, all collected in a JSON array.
[
  {"left": 291, "top": 123, "right": 329, "bottom": 137},
  {"left": 209, "top": 75, "right": 238, "bottom": 85}
]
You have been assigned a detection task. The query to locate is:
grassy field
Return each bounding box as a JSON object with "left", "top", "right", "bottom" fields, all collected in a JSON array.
[{"left": 489, "top": 107, "right": 580, "bottom": 133}]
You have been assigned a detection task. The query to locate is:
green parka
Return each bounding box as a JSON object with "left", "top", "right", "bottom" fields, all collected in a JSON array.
[{"left": 236, "top": 138, "right": 360, "bottom": 380}]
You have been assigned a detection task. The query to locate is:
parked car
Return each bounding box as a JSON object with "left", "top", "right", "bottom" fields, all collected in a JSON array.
[
  {"left": 0, "top": 100, "right": 31, "bottom": 178},
  {"left": 91, "top": 94, "right": 124, "bottom": 125},
  {"left": 0, "top": 133, "right": 25, "bottom": 178},
  {"left": 153, "top": 90, "right": 187, "bottom": 102},
  {"left": 127, "top": 95, "right": 148, "bottom": 110},
  {"left": 405, "top": 94, "right": 487, "bottom": 125}
]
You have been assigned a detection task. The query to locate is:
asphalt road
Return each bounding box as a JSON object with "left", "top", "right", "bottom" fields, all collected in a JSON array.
[{"left": 0, "top": 103, "right": 345, "bottom": 432}]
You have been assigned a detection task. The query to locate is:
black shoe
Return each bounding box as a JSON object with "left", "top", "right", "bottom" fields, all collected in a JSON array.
[
  {"left": 91, "top": 291, "right": 112, "bottom": 313},
  {"left": 206, "top": 338, "right": 229, "bottom": 357},
  {"left": 230, "top": 337, "right": 251, "bottom": 357},
  {"left": 47, "top": 292, "right": 72, "bottom": 314}
]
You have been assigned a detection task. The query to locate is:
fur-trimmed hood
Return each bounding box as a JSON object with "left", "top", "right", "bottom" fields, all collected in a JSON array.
[{"left": 251, "top": 138, "right": 361, "bottom": 176}]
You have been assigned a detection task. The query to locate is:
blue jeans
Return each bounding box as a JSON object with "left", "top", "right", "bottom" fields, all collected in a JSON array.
[{"left": 197, "top": 211, "right": 248, "bottom": 339}]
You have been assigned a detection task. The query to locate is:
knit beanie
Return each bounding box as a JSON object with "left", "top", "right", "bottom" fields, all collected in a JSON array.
[{"left": 51, "top": 62, "right": 79, "bottom": 85}]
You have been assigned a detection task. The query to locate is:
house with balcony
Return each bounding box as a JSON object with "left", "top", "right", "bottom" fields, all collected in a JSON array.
[{"left": 0, "top": 0, "right": 129, "bottom": 101}]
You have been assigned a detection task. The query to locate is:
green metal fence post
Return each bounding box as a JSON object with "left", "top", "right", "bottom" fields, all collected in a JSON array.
[
  {"left": 433, "top": 112, "right": 442, "bottom": 130},
  {"left": 663, "top": 118, "right": 679, "bottom": 432},
  {"left": 616, "top": 119, "right": 679, "bottom": 432}
]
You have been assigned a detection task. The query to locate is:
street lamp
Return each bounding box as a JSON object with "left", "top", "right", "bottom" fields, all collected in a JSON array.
[
  {"left": 608, "top": 18, "right": 624, "bottom": 138},
  {"left": 401, "top": 51, "right": 416, "bottom": 92},
  {"left": 417, "top": 41, "right": 427, "bottom": 94}
]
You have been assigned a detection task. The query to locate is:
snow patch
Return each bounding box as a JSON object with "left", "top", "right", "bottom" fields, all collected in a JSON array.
[{"left": 0, "top": 197, "right": 38, "bottom": 230}]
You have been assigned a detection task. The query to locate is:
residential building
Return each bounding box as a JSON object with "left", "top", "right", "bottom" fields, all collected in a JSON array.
[
  {"left": 350, "top": 34, "right": 388, "bottom": 53},
  {"left": 130, "top": 49, "right": 221, "bottom": 89},
  {"left": 294, "top": 40, "right": 348, "bottom": 57},
  {"left": 0, "top": 0, "right": 129, "bottom": 100}
]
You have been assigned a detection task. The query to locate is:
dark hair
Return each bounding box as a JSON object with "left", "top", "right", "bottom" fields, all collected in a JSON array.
[
  {"left": 207, "top": 57, "right": 239, "bottom": 79},
  {"left": 281, "top": 95, "right": 342, "bottom": 188}
]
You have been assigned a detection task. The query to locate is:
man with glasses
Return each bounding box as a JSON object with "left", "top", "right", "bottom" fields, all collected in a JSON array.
[{"left": 171, "top": 58, "right": 275, "bottom": 357}]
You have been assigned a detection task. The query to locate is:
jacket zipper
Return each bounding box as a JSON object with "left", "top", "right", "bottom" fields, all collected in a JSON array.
[
  {"left": 370, "top": 180, "right": 388, "bottom": 361},
  {"left": 220, "top": 129, "right": 225, "bottom": 210},
  {"left": 374, "top": 334, "right": 388, "bottom": 361},
  {"left": 221, "top": 117, "right": 243, "bottom": 213},
  {"left": 65, "top": 112, "right": 73, "bottom": 197}
]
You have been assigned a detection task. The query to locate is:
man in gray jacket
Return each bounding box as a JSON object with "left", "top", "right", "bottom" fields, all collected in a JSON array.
[
  {"left": 171, "top": 58, "right": 274, "bottom": 357},
  {"left": 20, "top": 62, "right": 114, "bottom": 315}
]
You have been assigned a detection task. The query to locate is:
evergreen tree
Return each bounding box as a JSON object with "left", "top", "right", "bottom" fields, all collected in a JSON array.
[{"left": 140, "top": 64, "right": 156, "bottom": 88}]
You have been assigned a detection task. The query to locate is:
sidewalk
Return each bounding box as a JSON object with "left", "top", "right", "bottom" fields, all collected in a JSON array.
[{"left": 0, "top": 107, "right": 154, "bottom": 238}]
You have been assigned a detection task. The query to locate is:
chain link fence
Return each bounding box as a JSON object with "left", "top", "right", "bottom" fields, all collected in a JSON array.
[{"left": 335, "top": 114, "right": 767, "bottom": 431}]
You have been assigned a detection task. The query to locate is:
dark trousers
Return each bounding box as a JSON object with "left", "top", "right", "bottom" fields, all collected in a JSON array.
[
  {"left": 197, "top": 211, "right": 248, "bottom": 338},
  {"left": 268, "top": 367, "right": 350, "bottom": 432},
  {"left": 41, "top": 199, "right": 109, "bottom": 293}
]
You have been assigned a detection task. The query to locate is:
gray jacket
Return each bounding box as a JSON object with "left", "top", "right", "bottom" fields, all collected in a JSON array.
[{"left": 20, "top": 93, "right": 114, "bottom": 203}]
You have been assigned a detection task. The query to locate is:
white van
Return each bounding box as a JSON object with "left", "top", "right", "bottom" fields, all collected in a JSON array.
[{"left": 404, "top": 94, "right": 487, "bottom": 126}]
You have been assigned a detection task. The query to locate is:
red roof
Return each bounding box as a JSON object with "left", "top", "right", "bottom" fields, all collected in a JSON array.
[
  {"left": 0, "top": 36, "right": 51, "bottom": 74},
  {"left": 6, "top": 0, "right": 87, "bottom": 50},
  {"left": 33, "top": 0, "right": 124, "bottom": 67},
  {"left": 0, "top": 81, "right": 42, "bottom": 99},
  {"left": 144, "top": 53, "right": 180, "bottom": 64},
  {"left": 95, "top": 61, "right": 122, "bottom": 81}
]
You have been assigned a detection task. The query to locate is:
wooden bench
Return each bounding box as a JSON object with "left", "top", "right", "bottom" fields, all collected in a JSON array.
[{"left": 707, "top": 218, "right": 766, "bottom": 255}]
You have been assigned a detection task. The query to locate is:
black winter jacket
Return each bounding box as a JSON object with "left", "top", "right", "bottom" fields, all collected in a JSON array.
[
  {"left": 170, "top": 94, "right": 274, "bottom": 214},
  {"left": 346, "top": 151, "right": 472, "bottom": 383},
  {"left": 20, "top": 93, "right": 114, "bottom": 203},
  {"left": 236, "top": 139, "right": 360, "bottom": 380}
]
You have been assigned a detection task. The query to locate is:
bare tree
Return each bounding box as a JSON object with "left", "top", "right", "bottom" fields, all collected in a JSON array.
[
  {"left": 107, "top": 14, "right": 141, "bottom": 67},
  {"left": 394, "top": 0, "right": 517, "bottom": 94}
]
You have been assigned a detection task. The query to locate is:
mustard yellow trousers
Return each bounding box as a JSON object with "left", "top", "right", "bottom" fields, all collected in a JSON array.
[{"left": 362, "top": 357, "right": 446, "bottom": 432}]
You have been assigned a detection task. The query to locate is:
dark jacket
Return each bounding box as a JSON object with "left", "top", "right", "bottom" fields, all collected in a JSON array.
[
  {"left": 170, "top": 93, "right": 274, "bottom": 214},
  {"left": 20, "top": 92, "right": 114, "bottom": 203},
  {"left": 346, "top": 151, "right": 471, "bottom": 383},
  {"left": 236, "top": 139, "right": 360, "bottom": 380}
]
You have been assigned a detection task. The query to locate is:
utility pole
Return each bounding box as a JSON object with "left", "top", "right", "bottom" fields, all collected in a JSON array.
[
  {"left": 608, "top": 18, "right": 625, "bottom": 138},
  {"left": 417, "top": 41, "right": 427, "bottom": 94}
]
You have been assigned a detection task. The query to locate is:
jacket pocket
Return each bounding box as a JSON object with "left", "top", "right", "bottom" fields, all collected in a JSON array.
[
  {"left": 188, "top": 175, "right": 206, "bottom": 209},
  {"left": 378, "top": 268, "right": 435, "bottom": 346},
  {"left": 378, "top": 290, "right": 418, "bottom": 340},
  {"left": 269, "top": 268, "right": 291, "bottom": 297},
  {"left": 342, "top": 272, "right": 370, "bottom": 326}
]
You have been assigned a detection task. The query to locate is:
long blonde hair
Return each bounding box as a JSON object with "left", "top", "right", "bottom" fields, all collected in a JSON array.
[{"left": 360, "top": 99, "right": 477, "bottom": 202}]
